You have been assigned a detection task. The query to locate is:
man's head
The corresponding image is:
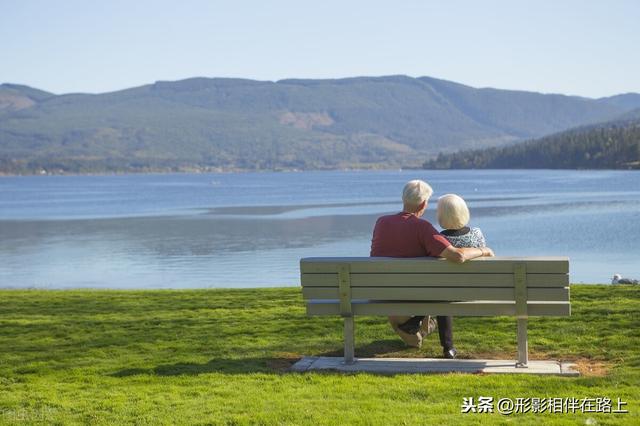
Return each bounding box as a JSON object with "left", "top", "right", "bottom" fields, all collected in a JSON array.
[{"left": 402, "top": 179, "right": 433, "bottom": 215}]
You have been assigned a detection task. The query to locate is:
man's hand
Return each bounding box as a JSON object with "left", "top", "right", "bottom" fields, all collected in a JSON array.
[
  {"left": 439, "top": 246, "right": 465, "bottom": 263},
  {"left": 483, "top": 247, "right": 495, "bottom": 257},
  {"left": 439, "top": 246, "right": 495, "bottom": 263}
]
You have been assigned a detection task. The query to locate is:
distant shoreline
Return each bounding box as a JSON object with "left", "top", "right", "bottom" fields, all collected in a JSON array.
[
  {"left": 1, "top": 165, "right": 637, "bottom": 177},
  {"left": 0, "top": 164, "right": 414, "bottom": 177}
]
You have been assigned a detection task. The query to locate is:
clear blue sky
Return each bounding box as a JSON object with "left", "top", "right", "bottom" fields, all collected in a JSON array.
[{"left": 2, "top": 0, "right": 638, "bottom": 97}]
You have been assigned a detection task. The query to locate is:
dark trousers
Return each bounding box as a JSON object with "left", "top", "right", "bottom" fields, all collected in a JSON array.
[
  {"left": 402, "top": 315, "right": 453, "bottom": 350},
  {"left": 436, "top": 315, "right": 453, "bottom": 350}
]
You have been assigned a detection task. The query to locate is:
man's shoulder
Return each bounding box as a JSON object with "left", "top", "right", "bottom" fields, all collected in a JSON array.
[
  {"left": 381, "top": 213, "right": 399, "bottom": 219},
  {"left": 375, "top": 213, "right": 438, "bottom": 231},
  {"left": 414, "top": 216, "right": 438, "bottom": 230},
  {"left": 375, "top": 213, "right": 400, "bottom": 225}
]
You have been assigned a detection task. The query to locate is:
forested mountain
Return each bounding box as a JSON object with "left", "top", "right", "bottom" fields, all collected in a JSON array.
[
  {"left": 423, "top": 113, "right": 640, "bottom": 169},
  {"left": 1, "top": 76, "right": 640, "bottom": 174}
]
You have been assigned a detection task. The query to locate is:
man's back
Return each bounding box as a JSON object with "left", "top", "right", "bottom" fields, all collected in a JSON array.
[{"left": 370, "top": 212, "right": 450, "bottom": 258}]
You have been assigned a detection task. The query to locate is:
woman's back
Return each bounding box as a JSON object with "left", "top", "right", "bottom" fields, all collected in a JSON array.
[{"left": 441, "top": 226, "right": 486, "bottom": 248}]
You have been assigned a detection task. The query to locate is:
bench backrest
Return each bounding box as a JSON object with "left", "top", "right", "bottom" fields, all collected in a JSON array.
[{"left": 300, "top": 257, "right": 570, "bottom": 317}]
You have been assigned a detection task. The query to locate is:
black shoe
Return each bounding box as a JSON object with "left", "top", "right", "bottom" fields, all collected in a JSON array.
[
  {"left": 443, "top": 347, "right": 458, "bottom": 359},
  {"left": 398, "top": 317, "right": 423, "bottom": 335}
]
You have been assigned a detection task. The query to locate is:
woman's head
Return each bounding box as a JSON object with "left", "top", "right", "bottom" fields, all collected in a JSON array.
[{"left": 437, "top": 194, "right": 470, "bottom": 230}]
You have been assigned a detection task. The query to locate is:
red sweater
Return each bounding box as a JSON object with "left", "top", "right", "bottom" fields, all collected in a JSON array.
[{"left": 370, "top": 212, "right": 451, "bottom": 258}]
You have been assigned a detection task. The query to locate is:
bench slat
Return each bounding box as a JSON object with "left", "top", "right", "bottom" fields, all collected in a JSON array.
[
  {"left": 301, "top": 273, "right": 568, "bottom": 288},
  {"left": 306, "top": 301, "right": 571, "bottom": 317},
  {"left": 302, "top": 286, "right": 569, "bottom": 302},
  {"left": 301, "top": 257, "right": 569, "bottom": 274}
]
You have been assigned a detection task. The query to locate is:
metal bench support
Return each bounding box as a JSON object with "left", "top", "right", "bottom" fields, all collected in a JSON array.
[
  {"left": 338, "top": 264, "right": 355, "bottom": 364},
  {"left": 517, "top": 318, "right": 528, "bottom": 367},
  {"left": 343, "top": 317, "right": 355, "bottom": 364},
  {"left": 514, "top": 263, "right": 528, "bottom": 368}
]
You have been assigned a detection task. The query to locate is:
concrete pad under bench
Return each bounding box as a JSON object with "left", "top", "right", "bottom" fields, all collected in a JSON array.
[{"left": 291, "top": 356, "right": 579, "bottom": 376}]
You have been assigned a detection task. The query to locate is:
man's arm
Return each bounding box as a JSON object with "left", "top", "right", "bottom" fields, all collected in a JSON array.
[{"left": 439, "top": 246, "right": 495, "bottom": 263}]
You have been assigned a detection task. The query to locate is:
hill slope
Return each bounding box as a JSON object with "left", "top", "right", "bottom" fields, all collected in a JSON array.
[
  {"left": 1, "top": 76, "right": 639, "bottom": 174},
  {"left": 423, "top": 113, "right": 640, "bottom": 169}
]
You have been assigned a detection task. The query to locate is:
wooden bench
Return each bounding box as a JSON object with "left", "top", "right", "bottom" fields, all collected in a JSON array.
[{"left": 300, "top": 256, "right": 570, "bottom": 367}]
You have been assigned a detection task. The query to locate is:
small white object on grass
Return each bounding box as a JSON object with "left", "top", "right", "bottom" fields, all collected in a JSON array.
[{"left": 612, "top": 274, "right": 639, "bottom": 285}]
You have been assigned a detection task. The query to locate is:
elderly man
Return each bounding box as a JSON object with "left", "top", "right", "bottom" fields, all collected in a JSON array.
[{"left": 370, "top": 179, "right": 495, "bottom": 359}]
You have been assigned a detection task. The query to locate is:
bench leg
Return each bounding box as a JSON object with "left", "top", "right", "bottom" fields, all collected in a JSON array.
[
  {"left": 516, "top": 318, "right": 528, "bottom": 368},
  {"left": 343, "top": 316, "right": 355, "bottom": 364}
]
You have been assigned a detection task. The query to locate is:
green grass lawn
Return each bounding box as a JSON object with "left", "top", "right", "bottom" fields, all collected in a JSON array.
[{"left": 0, "top": 285, "right": 638, "bottom": 425}]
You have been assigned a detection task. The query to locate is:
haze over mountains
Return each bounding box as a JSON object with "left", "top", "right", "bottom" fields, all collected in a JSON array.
[{"left": 1, "top": 75, "right": 640, "bottom": 174}]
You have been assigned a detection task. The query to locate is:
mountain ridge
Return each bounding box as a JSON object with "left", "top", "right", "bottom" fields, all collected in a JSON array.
[{"left": 1, "top": 75, "right": 639, "bottom": 174}]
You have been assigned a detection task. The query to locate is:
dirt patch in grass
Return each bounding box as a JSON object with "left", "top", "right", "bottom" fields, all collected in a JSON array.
[
  {"left": 571, "top": 359, "right": 610, "bottom": 377},
  {"left": 268, "top": 352, "right": 303, "bottom": 372},
  {"left": 463, "top": 351, "right": 611, "bottom": 377}
]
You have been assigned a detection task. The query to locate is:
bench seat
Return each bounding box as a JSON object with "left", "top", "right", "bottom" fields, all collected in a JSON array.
[{"left": 300, "top": 256, "right": 570, "bottom": 366}]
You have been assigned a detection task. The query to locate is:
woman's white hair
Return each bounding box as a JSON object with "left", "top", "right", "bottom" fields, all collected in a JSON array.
[
  {"left": 402, "top": 180, "right": 433, "bottom": 209},
  {"left": 437, "top": 194, "right": 470, "bottom": 230}
]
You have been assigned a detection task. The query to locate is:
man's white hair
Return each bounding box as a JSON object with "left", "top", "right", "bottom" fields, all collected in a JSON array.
[{"left": 402, "top": 180, "right": 433, "bottom": 209}]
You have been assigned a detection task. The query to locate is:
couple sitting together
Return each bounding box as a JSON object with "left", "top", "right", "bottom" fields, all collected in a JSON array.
[{"left": 370, "top": 179, "right": 495, "bottom": 359}]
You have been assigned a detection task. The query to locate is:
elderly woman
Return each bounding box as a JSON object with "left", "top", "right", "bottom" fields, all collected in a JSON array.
[{"left": 437, "top": 194, "right": 487, "bottom": 249}]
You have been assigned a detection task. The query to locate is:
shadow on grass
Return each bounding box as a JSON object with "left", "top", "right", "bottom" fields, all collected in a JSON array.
[
  {"left": 111, "top": 357, "right": 296, "bottom": 377},
  {"left": 318, "top": 339, "right": 406, "bottom": 358},
  {"left": 110, "top": 340, "right": 405, "bottom": 377}
]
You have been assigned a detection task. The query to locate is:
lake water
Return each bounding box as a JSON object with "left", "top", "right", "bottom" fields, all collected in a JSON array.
[{"left": 0, "top": 170, "right": 638, "bottom": 288}]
